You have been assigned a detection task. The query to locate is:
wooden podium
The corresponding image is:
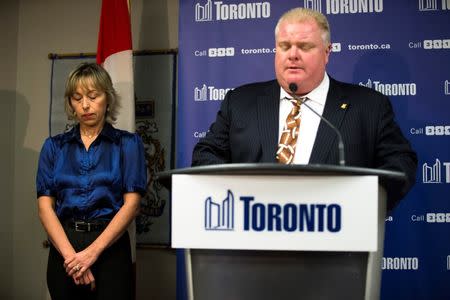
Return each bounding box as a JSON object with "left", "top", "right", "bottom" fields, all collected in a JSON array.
[{"left": 157, "top": 163, "right": 405, "bottom": 300}]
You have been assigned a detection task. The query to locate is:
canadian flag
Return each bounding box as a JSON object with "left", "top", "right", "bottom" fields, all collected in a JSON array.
[
  {"left": 96, "top": 0, "right": 137, "bottom": 264},
  {"left": 97, "top": 0, "right": 135, "bottom": 132}
]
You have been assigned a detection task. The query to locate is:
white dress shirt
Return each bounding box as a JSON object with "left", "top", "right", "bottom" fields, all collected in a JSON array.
[{"left": 278, "top": 73, "right": 330, "bottom": 164}]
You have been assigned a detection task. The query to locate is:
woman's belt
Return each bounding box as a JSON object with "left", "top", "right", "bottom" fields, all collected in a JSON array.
[{"left": 65, "top": 220, "right": 110, "bottom": 232}]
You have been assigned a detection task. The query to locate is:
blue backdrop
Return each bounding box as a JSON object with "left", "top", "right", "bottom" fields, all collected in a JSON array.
[{"left": 177, "top": 1, "right": 450, "bottom": 299}]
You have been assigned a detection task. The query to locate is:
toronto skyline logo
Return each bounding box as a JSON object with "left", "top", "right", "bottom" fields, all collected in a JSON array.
[
  {"left": 195, "top": 0, "right": 213, "bottom": 22},
  {"left": 194, "top": 84, "right": 208, "bottom": 101},
  {"left": 422, "top": 159, "right": 441, "bottom": 183},
  {"left": 204, "top": 190, "right": 235, "bottom": 230},
  {"left": 304, "top": 0, "right": 322, "bottom": 12}
]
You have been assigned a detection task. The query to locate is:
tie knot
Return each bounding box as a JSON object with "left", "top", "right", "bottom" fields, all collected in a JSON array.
[{"left": 288, "top": 97, "right": 306, "bottom": 107}]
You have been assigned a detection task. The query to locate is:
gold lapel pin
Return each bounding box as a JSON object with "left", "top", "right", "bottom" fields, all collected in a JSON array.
[{"left": 340, "top": 103, "right": 348, "bottom": 110}]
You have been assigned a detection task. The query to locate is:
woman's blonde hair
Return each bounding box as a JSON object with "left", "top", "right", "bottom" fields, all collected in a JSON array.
[{"left": 64, "top": 62, "right": 120, "bottom": 124}]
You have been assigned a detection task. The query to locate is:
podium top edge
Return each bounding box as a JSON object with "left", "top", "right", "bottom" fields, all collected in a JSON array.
[{"left": 156, "top": 163, "right": 405, "bottom": 187}]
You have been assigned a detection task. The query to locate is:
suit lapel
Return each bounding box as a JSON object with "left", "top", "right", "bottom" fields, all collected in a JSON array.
[
  {"left": 309, "top": 79, "right": 349, "bottom": 164},
  {"left": 257, "top": 81, "right": 280, "bottom": 162}
]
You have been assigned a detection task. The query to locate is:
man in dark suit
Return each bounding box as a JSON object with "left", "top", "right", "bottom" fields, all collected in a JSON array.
[{"left": 192, "top": 7, "right": 417, "bottom": 210}]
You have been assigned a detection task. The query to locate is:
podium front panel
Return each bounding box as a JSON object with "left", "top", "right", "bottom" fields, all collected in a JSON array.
[{"left": 172, "top": 174, "right": 379, "bottom": 252}]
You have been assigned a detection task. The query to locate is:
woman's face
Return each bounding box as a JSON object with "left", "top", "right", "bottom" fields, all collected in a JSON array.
[{"left": 70, "top": 79, "right": 108, "bottom": 129}]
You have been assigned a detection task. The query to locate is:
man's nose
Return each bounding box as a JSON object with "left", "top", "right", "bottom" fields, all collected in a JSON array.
[{"left": 288, "top": 46, "right": 299, "bottom": 59}]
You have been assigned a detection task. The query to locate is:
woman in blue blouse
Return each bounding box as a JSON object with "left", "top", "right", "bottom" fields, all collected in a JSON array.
[{"left": 36, "top": 63, "right": 147, "bottom": 300}]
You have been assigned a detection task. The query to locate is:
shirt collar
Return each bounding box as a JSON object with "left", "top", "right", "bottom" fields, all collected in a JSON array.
[
  {"left": 62, "top": 122, "right": 120, "bottom": 144},
  {"left": 100, "top": 122, "right": 121, "bottom": 143},
  {"left": 279, "top": 73, "right": 330, "bottom": 107},
  {"left": 280, "top": 86, "right": 292, "bottom": 101}
]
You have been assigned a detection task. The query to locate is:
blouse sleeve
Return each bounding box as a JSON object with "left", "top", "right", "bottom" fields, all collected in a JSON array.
[
  {"left": 36, "top": 138, "right": 56, "bottom": 198},
  {"left": 121, "top": 133, "right": 147, "bottom": 196}
]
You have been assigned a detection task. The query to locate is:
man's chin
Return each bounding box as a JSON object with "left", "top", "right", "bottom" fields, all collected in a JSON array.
[
  {"left": 283, "top": 78, "right": 302, "bottom": 88},
  {"left": 284, "top": 74, "right": 304, "bottom": 83}
]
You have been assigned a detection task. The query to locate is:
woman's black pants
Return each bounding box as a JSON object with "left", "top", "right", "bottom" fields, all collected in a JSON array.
[{"left": 46, "top": 225, "right": 133, "bottom": 300}]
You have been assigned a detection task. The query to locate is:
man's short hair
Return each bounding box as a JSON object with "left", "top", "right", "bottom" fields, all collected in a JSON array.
[{"left": 275, "top": 7, "right": 331, "bottom": 45}]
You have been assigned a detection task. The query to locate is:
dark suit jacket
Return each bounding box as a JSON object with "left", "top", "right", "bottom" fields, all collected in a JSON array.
[{"left": 192, "top": 78, "right": 417, "bottom": 210}]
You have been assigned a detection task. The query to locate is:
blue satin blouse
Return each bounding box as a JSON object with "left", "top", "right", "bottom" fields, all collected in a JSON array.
[{"left": 36, "top": 123, "right": 147, "bottom": 221}]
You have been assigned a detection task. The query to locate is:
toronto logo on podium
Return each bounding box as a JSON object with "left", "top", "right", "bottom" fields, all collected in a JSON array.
[
  {"left": 204, "top": 190, "right": 342, "bottom": 232},
  {"left": 204, "top": 190, "right": 235, "bottom": 230}
]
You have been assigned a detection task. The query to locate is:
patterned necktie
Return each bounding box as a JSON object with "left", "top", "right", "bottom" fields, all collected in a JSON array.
[{"left": 276, "top": 97, "right": 304, "bottom": 164}]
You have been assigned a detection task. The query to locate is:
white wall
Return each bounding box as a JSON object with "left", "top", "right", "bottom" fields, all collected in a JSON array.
[
  {"left": 0, "top": 0, "right": 19, "bottom": 299},
  {"left": 2, "top": 0, "right": 178, "bottom": 299}
]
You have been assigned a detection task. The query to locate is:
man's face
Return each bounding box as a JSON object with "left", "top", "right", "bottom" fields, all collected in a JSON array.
[{"left": 275, "top": 19, "right": 331, "bottom": 95}]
